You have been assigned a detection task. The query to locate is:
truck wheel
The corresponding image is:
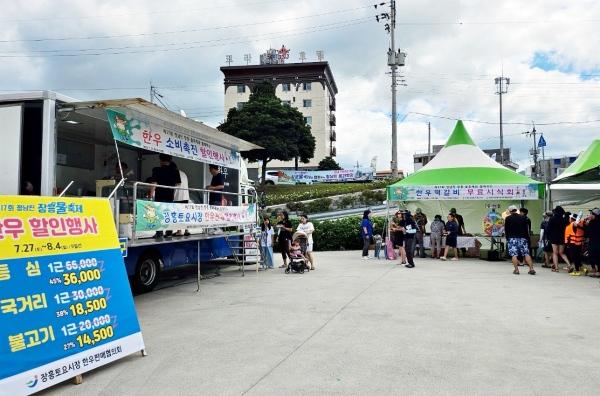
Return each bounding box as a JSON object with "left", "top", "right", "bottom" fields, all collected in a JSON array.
[
  {"left": 265, "top": 180, "right": 275, "bottom": 185},
  {"left": 133, "top": 253, "right": 161, "bottom": 294}
]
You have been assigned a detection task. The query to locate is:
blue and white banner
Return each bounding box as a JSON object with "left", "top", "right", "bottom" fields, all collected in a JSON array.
[{"left": 284, "top": 169, "right": 374, "bottom": 183}]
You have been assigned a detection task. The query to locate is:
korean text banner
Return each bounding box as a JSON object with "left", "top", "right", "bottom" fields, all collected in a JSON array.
[
  {"left": 106, "top": 108, "right": 240, "bottom": 169},
  {"left": 135, "top": 201, "right": 257, "bottom": 231},
  {"left": 0, "top": 196, "right": 144, "bottom": 396},
  {"left": 389, "top": 184, "right": 541, "bottom": 201},
  {"left": 283, "top": 169, "right": 374, "bottom": 183}
]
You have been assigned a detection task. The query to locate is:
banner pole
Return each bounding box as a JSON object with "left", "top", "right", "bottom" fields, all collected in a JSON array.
[{"left": 196, "top": 240, "right": 201, "bottom": 292}]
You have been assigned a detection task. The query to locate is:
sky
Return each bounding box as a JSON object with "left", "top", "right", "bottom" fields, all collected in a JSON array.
[{"left": 1, "top": 0, "right": 600, "bottom": 174}]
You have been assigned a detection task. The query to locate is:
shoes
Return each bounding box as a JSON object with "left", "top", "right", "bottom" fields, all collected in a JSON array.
[
  {"left": 570, "top": 271, "right": 581, "bottom": 276},
  {"left": 528, "top": 269, "right": 536, "bottom": 275},
  {"left": 440, "top": 257, "right": 447, "bottom": 261},
  {"left": 361, "top": 256, "right": 372, "bottom": 260},
  {"left": 450, "top": 257, "right": 459, "bottom": 261},
  {"left": 404, "top": 263, "right": 415, "bottom": 268}
]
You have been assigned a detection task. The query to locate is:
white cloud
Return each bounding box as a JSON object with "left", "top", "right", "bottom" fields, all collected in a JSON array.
[{"left": 1, "top": 0, "right": 599, "bottom": 175}]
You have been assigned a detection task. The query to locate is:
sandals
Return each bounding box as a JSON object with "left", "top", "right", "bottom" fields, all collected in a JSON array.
[
  {"left": 551, "top": 265, "right": 559, "bottom": 272},
  {"left": 528, "top": 269, "right": 536, "bottom": 275},
  {"left": 513, "top": 268, "right": 520, "bottom": 275}
]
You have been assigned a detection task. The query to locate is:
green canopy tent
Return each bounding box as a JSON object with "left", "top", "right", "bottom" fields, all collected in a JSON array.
[
  {"left": 387, "top": 121, "right": 545, "bottom": 236},
  {"left": 550, "top": 139, "right": 600, "bottom": 211}
]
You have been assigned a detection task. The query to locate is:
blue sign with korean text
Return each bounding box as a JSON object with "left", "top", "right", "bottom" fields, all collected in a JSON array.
[{"left": 0, "top": 196, "right": 145, "bottom": 395}]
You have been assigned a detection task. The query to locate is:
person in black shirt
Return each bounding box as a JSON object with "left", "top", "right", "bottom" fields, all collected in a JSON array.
[
  {"left": 276, "top": 211, "right": 293, "bottom": 268},
  {"left": 450, "top": 208, "right": 466, "bottom": 257},
  {"left": 585, "top": 208, "right": 600, "bottom": 277},
  {"left": 150, "top": 154, "right": 181, "bottom": 238},
  {"left": 402, "top": 211, "right": 418, "bottom": 268},
  {"left": 206, "top": 164, "right": 225, "bottom": 206},
  {"left": 546, "top": 205, "right": 571, "bottom": 272},
  {"left": 505, "top": 205, "right": 535, "bottom": 275}
]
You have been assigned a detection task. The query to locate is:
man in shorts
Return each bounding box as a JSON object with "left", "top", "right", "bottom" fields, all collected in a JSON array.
[{"left": 504, "top": 205, "right": 535, "bottom": 275}]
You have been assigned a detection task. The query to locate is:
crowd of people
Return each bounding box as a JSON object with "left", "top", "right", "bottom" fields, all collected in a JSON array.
[
  {"left": 359, "top": 205, "right": 600, "bottom": 276},
  {"left": 260, "top": 211, "right": 316, "bottom": 271}
]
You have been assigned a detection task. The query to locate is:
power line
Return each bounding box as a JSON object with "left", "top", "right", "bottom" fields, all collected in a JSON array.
[
  {"left": 0, "top": 0, "right": 295, "bottom": 23},
  {"left": 408, "top": 111, "right": 600, "bottom": 126},
  {"left": 0, "top": 18, "right": 373, "bottom": 58},
  {"left": 0, "top": 5, "right": 375, "bottom": 43}
]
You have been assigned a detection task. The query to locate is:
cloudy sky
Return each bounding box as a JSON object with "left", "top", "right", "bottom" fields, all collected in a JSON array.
[{"left": 1, "top": 0, "right": 599, "bottom": 173}]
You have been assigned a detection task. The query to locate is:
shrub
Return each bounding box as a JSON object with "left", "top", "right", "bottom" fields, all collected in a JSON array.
[
  {"left": 337, "top": 195, "right": 356, "bottom": 209},
  {"left": 305, "top": 198, "right": 332, "bottom": 214},
  {"left": 311, "top": 216, "right": 385, "bottom": 251},
  {"left": 286, "top": 202, "right": 306, "bottom": 213}
]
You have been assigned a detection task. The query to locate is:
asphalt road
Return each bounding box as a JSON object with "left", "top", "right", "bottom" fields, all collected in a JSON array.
[{"left": 43, "top": 251, "right": 600, "bottom": 396}]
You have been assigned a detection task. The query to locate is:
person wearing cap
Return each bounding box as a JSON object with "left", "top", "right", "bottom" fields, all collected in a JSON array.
[
  {"left": 440, "top": 213, "right": 459, "bottom": 261},
  {"left": 546, "top": 206, "right": 571, "bottom": 272},
  {"left": 584, "top": 208, "right": 600, "bottom": 277},
  {"left": 414, "top": 208, "right": 428, "bottom": 258},
  {"left": 564, "top": 213, "right": 585, "bottom": 276},
  {"left": 504, "top": 205, "right": 535, "bottom": 275}
]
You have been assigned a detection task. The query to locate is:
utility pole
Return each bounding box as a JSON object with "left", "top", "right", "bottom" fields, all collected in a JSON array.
[
  {"left": 427, "top": 122, "right": 431, "bottom": 164},
  {"left": 494, "top": 75, "right": 510, "bottom": 165},
  {"left": 375, "top": 1, "right": 406, "bottom": 179},
  {"left": 522, "top": 122, "right": 539, "bottom": 180}
]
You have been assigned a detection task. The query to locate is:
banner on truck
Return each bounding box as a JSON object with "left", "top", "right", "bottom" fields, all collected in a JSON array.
[
  {"left": 285, "top": 169, "right": 374, "bottom": 183},
  {"left": 106, "top": 108, "right": 239, "bottom": 169},
  {"left": 0, "top": 196, "right": 145, "bottom": 396},
  {"left": 389, "top": 184, "right": 541, "bottom": 201},
  {"left": 135, "top": 201, "right": 257, "bottom": 232}
]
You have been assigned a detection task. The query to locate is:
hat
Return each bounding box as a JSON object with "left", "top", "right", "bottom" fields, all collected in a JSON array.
[
  {"left": 450, "top": 208, "right": 457, "bottom": 213},
  {"left": 416, "top": 208, "right": 422, "bottom": 213},
  {"left": 508, "top": 205, "right": 518, "bottom": 212},
  {"left": 590, "top": 208, "right": 600, "bottom": 216},
  {"left": 569, "top": 213, "right": 578, "bottom": 220},
  {"left": 544, "top": 211, "right": 553, "bottom": 217}
]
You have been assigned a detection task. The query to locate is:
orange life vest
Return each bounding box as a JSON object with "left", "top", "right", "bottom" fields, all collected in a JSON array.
[{"left": 564, "top": 223, "right": 585, "bottom": 245}]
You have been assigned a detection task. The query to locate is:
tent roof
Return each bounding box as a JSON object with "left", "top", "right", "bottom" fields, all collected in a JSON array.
[
  {"left": 553, "top": 139, "right": 600, "bottom": 182},
  {"left": 390, "top": 120, "right": 542, "bottom": 187}
]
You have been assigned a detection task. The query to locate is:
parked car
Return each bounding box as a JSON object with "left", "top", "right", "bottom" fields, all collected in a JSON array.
[{"left": 259, "top": 170, "right": 296, "bottom": 185}]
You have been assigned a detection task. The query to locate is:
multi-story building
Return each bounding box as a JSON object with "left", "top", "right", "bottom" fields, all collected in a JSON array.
[
  {"left": 527, "top": 156, "right": 578, "bottom": 182},
  {"left": 220, "top": 50, "right": 338, "bottom": 180},
  {"left": 413, "top": 145, "right": 517, "bottom": 173}
]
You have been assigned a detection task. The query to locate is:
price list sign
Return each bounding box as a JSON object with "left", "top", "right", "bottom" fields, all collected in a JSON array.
[{"left": 0, "top": 196, "right": 145, "bottom": 395}]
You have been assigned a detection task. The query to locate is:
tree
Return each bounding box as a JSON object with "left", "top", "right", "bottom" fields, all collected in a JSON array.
[
  {"left": 218, "top": 82, "right": 315, "bottom": 184},
  {"left": 318, "top": 156, "right": 342, "bottom": 171}
]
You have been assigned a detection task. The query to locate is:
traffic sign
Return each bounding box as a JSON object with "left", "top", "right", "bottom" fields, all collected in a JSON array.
[{"left": 538, "top": 135, "right": 547, "bottom": 148}]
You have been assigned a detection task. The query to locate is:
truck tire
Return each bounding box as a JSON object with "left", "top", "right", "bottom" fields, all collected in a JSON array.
[
  {"left": 133, "top": 252, "right": 161, "bottom": 294},
  {"left": 265, "top": 180, "right": 275, "bottom": 185}
]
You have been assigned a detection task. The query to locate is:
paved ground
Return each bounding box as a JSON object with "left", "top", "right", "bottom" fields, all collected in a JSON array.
[{"left": 44, "top": 252, "right": 600, "bottom": 396}]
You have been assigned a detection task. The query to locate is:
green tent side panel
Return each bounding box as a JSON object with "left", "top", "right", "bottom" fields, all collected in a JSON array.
[{"left": 554, "top": 139, "right": 600, "bottom": 181}]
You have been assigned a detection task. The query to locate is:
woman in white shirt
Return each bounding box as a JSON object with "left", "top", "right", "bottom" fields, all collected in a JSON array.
[
  {"left": 260, "top": 217, "right": 275, "bottom": 269},
  {"left": 297, "top": 214, "right": 316, "bottom": 270}
]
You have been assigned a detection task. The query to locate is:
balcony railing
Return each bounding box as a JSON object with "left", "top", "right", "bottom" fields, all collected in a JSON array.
[
  {"left": 329, "top": 98, "right": 336, "bottom": 111},
  {"left": 330, "top": 146, "right": 337, "bottom": 157},
  {"left": 329, "top": 113, "right": 336, "bottom": 126},
  {"left": 330, "top": 130, "right": 336, "bottom": 141}
]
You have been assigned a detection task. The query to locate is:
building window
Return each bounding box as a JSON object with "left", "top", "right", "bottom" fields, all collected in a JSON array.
[
  {"left": 236, "top": 102, "right": 246, "bottom": 110},
  {"left": 304, "top": 116, "right": 312, "bottom": 126},
  {"left": 303, "top": 99, "right": 312, "bottom": 108},
  {"left": 282, "top": 83, "right": 291, "bottom": 92},
  {"left": 282, "top": 100, "right": 291, "bottom": 106},
  {"left": 303, "top": 82, "right": 311, "bottom": 91},
  {"left": 237, "top": 85, "right": 246, "bottom": 93}
]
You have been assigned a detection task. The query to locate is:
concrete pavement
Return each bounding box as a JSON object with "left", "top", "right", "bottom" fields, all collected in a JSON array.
[{"left": 43, "top": 252, "right": 600, "bottom": 396}]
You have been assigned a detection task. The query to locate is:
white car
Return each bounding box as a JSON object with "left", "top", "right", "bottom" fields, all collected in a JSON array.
[{"left": 259, "top": 170, "right": 296, "bottom": 185}]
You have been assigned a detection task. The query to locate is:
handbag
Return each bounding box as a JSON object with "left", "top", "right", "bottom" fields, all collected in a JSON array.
[{"left": 385, "top": 237, "right": 397, "bottom": 260}]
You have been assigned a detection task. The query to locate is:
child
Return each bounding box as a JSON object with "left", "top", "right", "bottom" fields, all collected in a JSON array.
[{"left": 290, "top": 240, "right": 304, "bottom": 258}]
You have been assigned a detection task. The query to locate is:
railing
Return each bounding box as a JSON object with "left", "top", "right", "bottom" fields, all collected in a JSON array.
[
  {"left": 329, "top": 113, "right": 336, "bottom": 126},
  {"left": 329, "top": 98, "right": 336, "bottom": 111},
  {"left": 130, "top": 182, "right": 258, "bottom": 242},
  {"left": 330, "top": 130, "right": 337, "bottom": 141}
]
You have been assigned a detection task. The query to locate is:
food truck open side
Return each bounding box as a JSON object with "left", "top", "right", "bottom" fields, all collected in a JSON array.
[{"left": 0, "top": 91, "right": 262, "bottom": 292}]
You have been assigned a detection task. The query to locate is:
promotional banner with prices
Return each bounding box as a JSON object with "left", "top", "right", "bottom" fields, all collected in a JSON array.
[{"left": 0, "top": 196, "right": 145, "bottom": 395}]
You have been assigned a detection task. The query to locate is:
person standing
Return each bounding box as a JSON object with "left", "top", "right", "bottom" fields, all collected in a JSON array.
[
  {"left": 151, "top": 154, "right": 181, "bottom": 238},
  {"left": 361, "top": 210, "right": 373, "bottom": 260},
  {"left": 547, "top": 206, "right": 571, "bottom": 272},
  {"left": 260, "top": 217, "right": 275, "bottom": 269},
  {"left": 539, "top": 212, "right": 553, "bottom": 268},
  {"left": 520, "top": 207, "right": 533, "bottom": 259},
  {"left": 297, "top": 214, "right": 316, "bottom": 270},
  {"left": 450, "top": 208, "right": 466, "bottom": 257},
  {"left": 402, "top": 211, "right": 418, "bottom": 268},
  {"left": 206, "top": 164, "right": 225, "bottom": 206},
  {"left": 505, "top": 205, "right": 536, "bottom": 275},
  {"left": 430, "top": 215, "right": 445, "bottom": 259},
  {"left": 276, "top": 211, "right": 293, "bottom": 268},
  {"left": 173, "top": 166, "right": 190, "bottom": 236},
  {"left": 390, "top": 211, "right": 406, "bottom": 264},
  {"left": 440, "top": 213, "right": 459, "bottom": 261},
  {"left": 565, "top": 214, "right": 585, "bottom": 276},
  {"left": 584, "top": 208, "right": 600, "bottom": 277},
  {"left": 414, "top": 208, "right": 428, "bottom": 258}
]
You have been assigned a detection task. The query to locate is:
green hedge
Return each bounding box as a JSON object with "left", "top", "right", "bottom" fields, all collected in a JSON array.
[
  {"left": 263, "top": 179, "right": 396, "bottom": 206},
  {"left": 268, "top": 215, "right": 386, "bottom": 252}
]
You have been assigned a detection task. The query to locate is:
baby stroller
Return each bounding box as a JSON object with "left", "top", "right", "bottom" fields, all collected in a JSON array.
[{"left": 286, "top": 231, "right": 310, "bottom": 274}]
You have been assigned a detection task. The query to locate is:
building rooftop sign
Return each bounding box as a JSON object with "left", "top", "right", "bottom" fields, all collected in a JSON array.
[{"left": 259, "top": 45, "right": 290, "bottom": 65}]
